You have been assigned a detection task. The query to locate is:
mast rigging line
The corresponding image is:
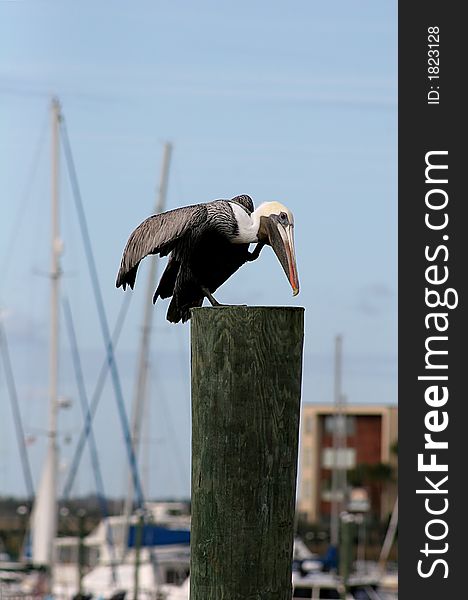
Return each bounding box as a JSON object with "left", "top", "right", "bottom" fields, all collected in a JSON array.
[
  {"left": 124, "top": 141, "right": 172, "bottom": 526},
  {"left": 59, "top": 116, "right": 145, "bottom": 509},
  {"left": 62, "top": 296, "right": 119, "bottom": 585},
  {"left": 0, "top": 321, "right": 35, "bottom": 499},
  {"left": 0, "top": 105, "right": 49, "bottom": 300},
  {"left": 62, "top": 294, "right": 131, "bottom": 498},
  {"left": 150, "top": 362, "right": 189, "bottom": 494}
]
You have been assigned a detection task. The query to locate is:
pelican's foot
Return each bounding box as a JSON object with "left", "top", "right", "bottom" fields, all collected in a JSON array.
[{"left": 210, "top": 303, "right": 248, "bottom": 308}]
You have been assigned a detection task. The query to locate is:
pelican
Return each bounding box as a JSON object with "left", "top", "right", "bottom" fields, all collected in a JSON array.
[{"left": 116, "top": 194, "right": 299, "bottom": 323}]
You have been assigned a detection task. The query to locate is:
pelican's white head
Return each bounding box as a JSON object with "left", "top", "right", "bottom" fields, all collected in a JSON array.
[
  {"left": 254, "top": 201, "right": 294, "bottom": 225},
  {"left": 254, "top": 201, "right": 299, "bottom": 296}
]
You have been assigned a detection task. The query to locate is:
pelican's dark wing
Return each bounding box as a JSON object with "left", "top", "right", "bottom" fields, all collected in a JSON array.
[
  {"left": 116, "top": 204, "right": 207, "bottom": 290},
  {"left": 230, "top": 194, "right": 254, "bottom": 214}
]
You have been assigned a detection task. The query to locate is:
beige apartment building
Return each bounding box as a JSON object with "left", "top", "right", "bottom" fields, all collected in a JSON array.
[{"left": 297, "top": 404, "right": 398, "bottom": 524}]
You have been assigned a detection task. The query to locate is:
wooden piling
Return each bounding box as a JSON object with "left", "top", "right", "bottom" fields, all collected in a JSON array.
[{"left": 190, "top": 306, "right": 304, "bottom": 600}]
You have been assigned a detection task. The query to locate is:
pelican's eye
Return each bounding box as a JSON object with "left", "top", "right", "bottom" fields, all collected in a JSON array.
[{"left": 279, "top": 212, "right": 289, "bottom": 224}]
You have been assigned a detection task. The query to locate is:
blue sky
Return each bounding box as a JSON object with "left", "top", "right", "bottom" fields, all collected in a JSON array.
[{"left": 0, "top": 1, "right": 397, "bottom": 499}]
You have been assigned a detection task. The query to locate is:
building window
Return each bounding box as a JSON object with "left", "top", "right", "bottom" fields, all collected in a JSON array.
[
  {"left": 321, "top": 447, "right": 356, "bottom": 469},
  {"left": 324, "top": 415, "right": 356, "bottom": 436}
]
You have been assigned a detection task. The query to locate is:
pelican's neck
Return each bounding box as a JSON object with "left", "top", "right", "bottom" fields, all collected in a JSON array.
[{"left": 229, "top": 202, "right": 261, "bottom": 243}]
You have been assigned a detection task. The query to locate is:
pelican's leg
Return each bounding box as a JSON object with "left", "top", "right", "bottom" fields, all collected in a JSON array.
[
  {"left": 201, "top": 287, "right": 247, "bottom": 308},
  {"left": 201, "top": 286, "right": 223, "bottom": 307},
  {"left": 247, "top": 242, "right": 265, "bottom": 262}
]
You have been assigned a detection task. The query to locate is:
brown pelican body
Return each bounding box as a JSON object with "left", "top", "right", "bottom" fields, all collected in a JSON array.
[{"left": 116, "top": 195, "right": 299, "bottom": 323}]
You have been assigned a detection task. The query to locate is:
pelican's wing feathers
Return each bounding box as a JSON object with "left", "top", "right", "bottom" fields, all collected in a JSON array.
[
  {"left": 229, "top": 194, "right": 254, "bottom": 214},
  {"left": 116, "top": 203, "right": 207, "bottom": 290}
]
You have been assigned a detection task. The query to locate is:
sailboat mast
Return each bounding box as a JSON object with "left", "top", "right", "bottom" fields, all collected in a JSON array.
[
  {"left": 49, "top": 97, "right": 61, "bottom": 471},
  {"left": 123, "top": 142, "right": 172, "bottom": 521},
  {"left": 30, "top": 98, "right": 62, "bottom": 576},
  {"left": 31, "top": 96, "right": 62, "bottom": 576},
  {"left": 45, "top": 96, "right": 62, "bottom": 572}
]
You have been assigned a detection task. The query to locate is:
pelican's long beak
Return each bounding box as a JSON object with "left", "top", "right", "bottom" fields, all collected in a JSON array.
[{"left": 264, "top": 217, "right": 300, "bottom": 296}]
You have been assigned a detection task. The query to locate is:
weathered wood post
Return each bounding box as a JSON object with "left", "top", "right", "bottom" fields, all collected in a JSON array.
[{"left": 190, "top": 306, "right": 304, "bottom": 600}]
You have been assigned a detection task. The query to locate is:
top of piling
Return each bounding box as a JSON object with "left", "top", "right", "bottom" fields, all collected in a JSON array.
[{"left": 191, "top": 305, "right": 304, "bottom": 315}]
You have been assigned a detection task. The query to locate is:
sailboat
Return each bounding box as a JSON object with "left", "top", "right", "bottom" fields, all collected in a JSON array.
[
  {"left": 52, "top": 141, "right": 192, "bottom": 599},
  {"left": 17, "top": 99, "right": 189, "bottom": 598}
]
